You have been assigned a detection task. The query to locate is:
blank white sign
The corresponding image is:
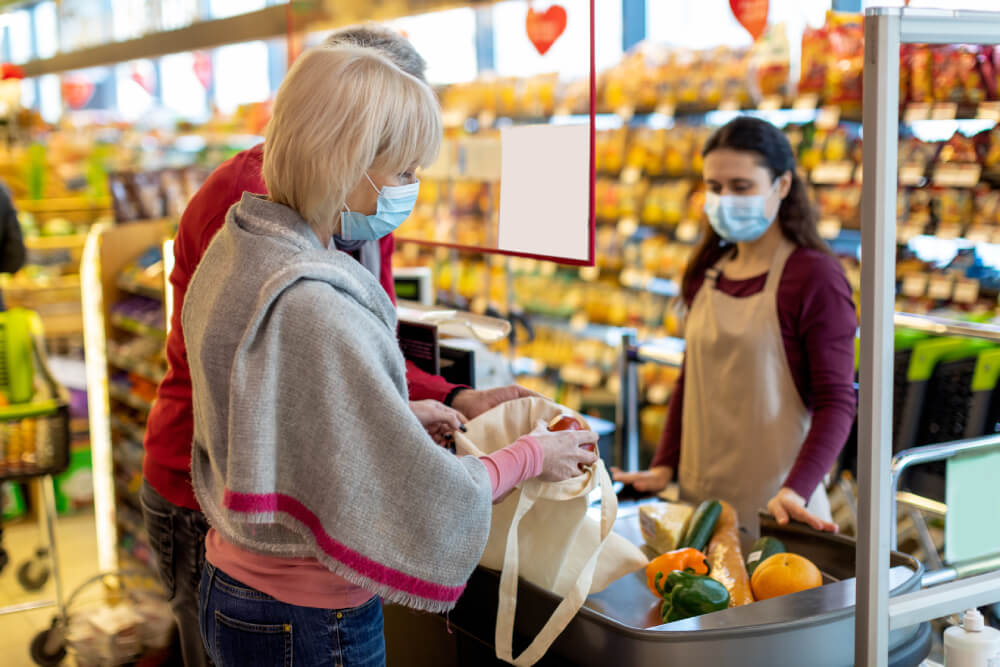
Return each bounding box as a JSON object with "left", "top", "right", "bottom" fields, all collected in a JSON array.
[{"left": 497, "top": 124, "right": 591, "bottom": 262}]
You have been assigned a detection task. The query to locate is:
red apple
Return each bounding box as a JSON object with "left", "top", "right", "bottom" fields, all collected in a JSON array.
[
  {"left": 548, "top": 415, "right": 585, "bottom": 431},
  {"left": 548, "top": 415, "right": 596, "bottom": 453}
]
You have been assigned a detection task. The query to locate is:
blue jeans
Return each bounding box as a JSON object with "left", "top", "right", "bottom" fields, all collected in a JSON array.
[
  {"left": 199, "top": 562, "right": 386, "bottom": 667},
  {"left": 140, "top": 481, "right": 211, "bottom": 667}
]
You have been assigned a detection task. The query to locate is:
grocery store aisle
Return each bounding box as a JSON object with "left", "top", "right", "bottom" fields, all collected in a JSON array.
[{"left": 0, "top": 509, "right": 99, "bottom": 666}]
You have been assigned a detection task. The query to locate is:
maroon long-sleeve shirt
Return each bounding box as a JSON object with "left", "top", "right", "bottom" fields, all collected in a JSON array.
[
  {"left": 143, "top": 145, "right": 461, "bottom": 511},
  {"left": 650, "top": 247, "right": 858, "bottom": 500}
]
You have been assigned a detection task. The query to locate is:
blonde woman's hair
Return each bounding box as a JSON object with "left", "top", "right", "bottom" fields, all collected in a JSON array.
[{"left": 263, "top": 45, "right": 442, "bottom": 235}]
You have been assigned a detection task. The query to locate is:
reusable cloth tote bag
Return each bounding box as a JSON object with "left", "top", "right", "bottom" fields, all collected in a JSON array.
[{"left": 454, "top": 396, "right": 648, "bottom": 667}]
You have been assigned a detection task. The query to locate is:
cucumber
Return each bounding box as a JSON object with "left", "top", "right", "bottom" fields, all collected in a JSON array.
[
  {"left": 745, "top": 536, "right": 786, "bottom": 576},
  {"left": 678, "top": 500, "right": 722, "bottom": 552}
]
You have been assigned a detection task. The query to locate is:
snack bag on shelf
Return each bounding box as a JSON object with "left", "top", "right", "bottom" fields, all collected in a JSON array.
[
  {"left": 521, "top": 74, "right": 558, "bottom": 117},
  {"left": 596, "top": 129, "right": 628, "bottom": 175},
  {"left": 908, "top": 45, "right": 934, "bottom": 104},
  {"left": 959, "top": 46, "right": 988, "bottom": 105},
  {"left": 932, "top": 46, "right": 964, "bottom": 104},
  {"left": 938, "top": 131, "right": 979, "bottom": 164},
  {"left": 750, "top": 24, "right": 791, "bottom": 101},
  {"left": 973, "top": 188, "right": 1000, "bottom": 227},
  {"left": 824, "top": 12, "right": 864, "bottom": 108},
  {"left": 906, "top": 188, "right": 933, "bottom": 229},
  {"left": 982, "top": 127, "right": 1000, "bottom": 171},
  {"left": 799, "top": 25, "right": 829, "bottom": 97},
  {"left": 935, "top": 188, "right": 974, "bottom": 229}
]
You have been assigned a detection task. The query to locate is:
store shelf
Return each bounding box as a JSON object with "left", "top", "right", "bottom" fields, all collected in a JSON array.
[
  {"left": 24, "top": 234, "right": 89, "bottom": 250},
  {"left": 15, "top": 197, "right": 112, "bottom": 213},
  {"left": 110, "top": 313, "right": 166, "bottom": 340},
  {"left": 108, "top": 383, "right": 154, "bottom": 414},
  {"left": 116, "top": 274, "right": 164, "bottom": 302},
  {"left": 107, "top": 351, "right": 166, "bottom": 384},
  {"left": 109, "top": 414, "right": 146, "bottom": 445},
  {"left": 529, "top": 314, "right": 635, "bottom": 346}
]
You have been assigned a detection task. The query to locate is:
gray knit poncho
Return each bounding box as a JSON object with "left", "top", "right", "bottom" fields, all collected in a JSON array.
[{"left": 185, "top": 193, "right": 493, "bottom": 612}]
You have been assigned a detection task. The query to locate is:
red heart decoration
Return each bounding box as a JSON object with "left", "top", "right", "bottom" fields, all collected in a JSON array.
[
  {"left": 729, "top": 0, "right": 769, "bottom": 41},
  {"left": 61, "top": 77, "right": 94, "bottom": 110},
  {"left": 192, "top": 51, "right": 213, "bottom": 90},
  {"left": 1, "top": 63, "right": 25, "bottom": 80},
  {"left": 526, "top": 5, "right": 568, "bottom": 56},
  {"left": 131, "top": 64, "right": 156, "bottom": 96}
]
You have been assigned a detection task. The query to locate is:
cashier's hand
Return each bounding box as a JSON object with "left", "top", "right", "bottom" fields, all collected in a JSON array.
[
  {"left": 529, "top": 419, "right": 599, "bottom": 482},
  {"left": 767, "top": 487, "right": 839, "bottom": 533},
  {"left": 610, "top": 466, "right": 673, "bottom": 493},
  {"left": 410, "top": 400, "right": 467, "bottom": 447},
  {"left": 450, "top": 385, "right": 540, "bottom": 420}
]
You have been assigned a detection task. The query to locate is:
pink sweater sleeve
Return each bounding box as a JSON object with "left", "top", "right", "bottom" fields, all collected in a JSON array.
[{"left": 479, "top": 436, "right": 544, "bottom": 502}]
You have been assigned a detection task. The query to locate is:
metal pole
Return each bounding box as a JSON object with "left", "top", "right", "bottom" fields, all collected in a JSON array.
[
  {"left": 857, "top": 9, "right": 900, "bottom": 667},
  {"left": 616, "top": 330, "right": 637, "bottom": 471},
  {"left": 41, "top": 475, "right": 65, "bottom": 618}
]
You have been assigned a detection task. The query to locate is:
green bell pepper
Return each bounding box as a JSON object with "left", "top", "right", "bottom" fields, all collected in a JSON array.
[{"left": 653, "top": 570, "right": 730, "bottom": 623}]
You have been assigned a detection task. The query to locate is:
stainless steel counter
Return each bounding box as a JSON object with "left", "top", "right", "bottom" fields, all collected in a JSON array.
[{"left": 385, "top": 501, "right": 931, "bottom": 667}]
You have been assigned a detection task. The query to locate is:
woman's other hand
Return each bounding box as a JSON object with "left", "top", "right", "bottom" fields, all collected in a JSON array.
[
  {"left": 410, "top": 400, "right": 467, "bottom": 446},
  {"left": 610, "top": 466, "right": 672, "bottom": 493},
  {"left": 767, "top": 487, "right": 838, "bottom": 533},
  {"left": 528, "top": 419, "right": 599, "bottom": 482}
]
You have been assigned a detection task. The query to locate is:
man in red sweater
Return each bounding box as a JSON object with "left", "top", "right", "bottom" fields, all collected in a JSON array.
[{"left": 141, "top": 26, "right": 532, "bottom": 665}]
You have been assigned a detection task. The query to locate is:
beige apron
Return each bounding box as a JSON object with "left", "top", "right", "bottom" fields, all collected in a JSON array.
[{"left": 679, "top": 239, "right": 831, "bottom": 537}]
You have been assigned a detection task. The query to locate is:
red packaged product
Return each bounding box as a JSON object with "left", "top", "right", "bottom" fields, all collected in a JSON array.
[
  {"left": 907, "top": 45, "right": 933, "bottom": 103},
  {"left": 799, "top": 25, "right": 829, "bottom": 97}
]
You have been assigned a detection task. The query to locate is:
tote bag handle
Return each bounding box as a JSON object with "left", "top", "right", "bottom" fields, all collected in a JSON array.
[{"left": 494, "top": 460, "right": 617, "bottom": 666}]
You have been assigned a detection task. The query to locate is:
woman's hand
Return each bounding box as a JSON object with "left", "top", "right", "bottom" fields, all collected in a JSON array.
[
  {"left": 410, "top": 400, "right": 467, "bottom": 446},
  {"left": 451, "top": 385, "right": 540, "bottom": 420},
  {"left": 767, "top": 487, "right": 838, "bottom": 533},
  {"left": 610, "top": 466, "right": 673, "bottom": 493},
  {"left": 528, "top": 419, "right": 599, "bottom": 482}
]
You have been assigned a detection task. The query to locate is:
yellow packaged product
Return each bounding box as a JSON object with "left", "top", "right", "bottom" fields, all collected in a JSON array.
[{"left": 639, "top": 502, "right": 695, "bottom": 555}]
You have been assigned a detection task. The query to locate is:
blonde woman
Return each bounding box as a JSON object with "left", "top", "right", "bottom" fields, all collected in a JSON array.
[{"left": 187, "top": 46, "right": 597, "bottom": 667}]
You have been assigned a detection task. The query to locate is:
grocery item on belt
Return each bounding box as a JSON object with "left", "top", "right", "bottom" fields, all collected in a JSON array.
[
  {"left": 639, "top": 502, "right": 694, "bottom": 554},
  {"left": 705, "top": 501, "right": 755, "bottom": 607},
  {"left": 652, "top": 570, "right": 730, "bottom": 624},
  {"left": 750, "top": 552, "right": 823, "bottom": 601},
  {"left": 644, "top": 548, "right": 709, "bottom": 597},
  {"left": 745, "top": 536, "right": 786, "bottom": 576},
  {"left": 678, "top": 499, "right": 722, "bottom": 552}
]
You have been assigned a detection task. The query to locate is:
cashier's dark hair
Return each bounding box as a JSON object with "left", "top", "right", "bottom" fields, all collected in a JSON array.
[{"left": 681, "top": 116, "right": 833, "bottom": 304}]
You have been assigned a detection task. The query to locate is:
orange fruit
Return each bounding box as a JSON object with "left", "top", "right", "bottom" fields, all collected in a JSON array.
[{"left": 750, "top": 553, "right": 823, "bottom": 601}]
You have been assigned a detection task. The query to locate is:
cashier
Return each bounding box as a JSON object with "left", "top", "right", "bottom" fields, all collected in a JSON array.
[{"left": 612, "top": 116, "right": 857, "bottom": 534}]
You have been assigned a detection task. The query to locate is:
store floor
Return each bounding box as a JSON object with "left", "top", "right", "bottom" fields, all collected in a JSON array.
[{"left": 0, "top": 509, "right": 99, "bottom": 667}]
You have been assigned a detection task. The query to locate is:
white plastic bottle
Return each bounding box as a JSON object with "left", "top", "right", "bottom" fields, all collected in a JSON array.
[{"left": 944, "top": 609, "right": 1000, "bottom": 667}]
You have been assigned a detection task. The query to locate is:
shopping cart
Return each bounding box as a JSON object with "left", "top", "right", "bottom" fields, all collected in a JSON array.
[
  {"left": 0, "top": 308, "right": 72, "bottom": 664},
  {"left": 29, "top": 569, "right": 174, "bottom": 667}
]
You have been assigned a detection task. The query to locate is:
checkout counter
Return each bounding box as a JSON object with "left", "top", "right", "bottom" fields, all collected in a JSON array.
[
  {"left": 384, "top": 504, "right": 931, "bottom": 667},
  {"left": 387, "top": 297, "right": 931, "bottom": 666}
]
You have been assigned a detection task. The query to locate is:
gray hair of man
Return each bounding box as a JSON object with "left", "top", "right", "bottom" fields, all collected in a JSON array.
[{"left": 323, "top": 23, "right": 428, "bottom": 83}]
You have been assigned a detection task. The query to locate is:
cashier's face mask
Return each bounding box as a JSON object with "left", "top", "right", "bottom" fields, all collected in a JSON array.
[
  {"left": 340, "top": 173, "right": 419, "bottom": 241},
  {"left": 703, "top": 180, "right": 780, "bottom": 243}
]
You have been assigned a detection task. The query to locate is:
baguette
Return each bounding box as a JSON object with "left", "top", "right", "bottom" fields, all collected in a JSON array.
[{"left": 706, "top": 500, "right": 755, "bottom": 607}]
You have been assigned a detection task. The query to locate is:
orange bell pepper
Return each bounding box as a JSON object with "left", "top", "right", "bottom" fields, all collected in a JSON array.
[{"left": 645, "top": 547, "right": 710, "bottom": 597}]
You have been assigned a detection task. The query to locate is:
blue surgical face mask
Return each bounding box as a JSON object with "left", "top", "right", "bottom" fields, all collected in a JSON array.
[
  {"left": 703, "top": 180, "right": 779, "bottom": 243},
  {"left": 340, "top": 172, "right": 419, "bottom": 241}
]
